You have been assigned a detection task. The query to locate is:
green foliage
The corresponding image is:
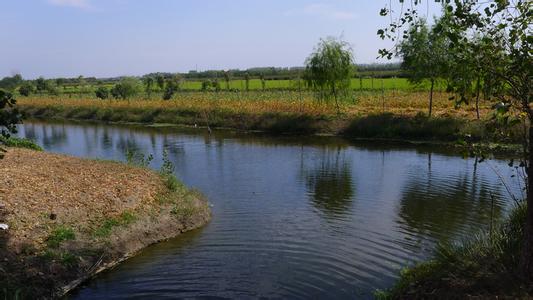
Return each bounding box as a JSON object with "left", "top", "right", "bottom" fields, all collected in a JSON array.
[
  {"left": 0, "top": 137, "right": 43, "bottom": 151},
  {"left": 305, "top": 37, "right": 355, "bottom": 112},
  {"left": 0, "top": 90, "right": 21, "bottom": 159},
  {"left": 93, "top": 211, "right": 136, "bottom": 238},
  {"left": 125, "top": 148, "right": 153, "bottom": 167},
  {"left": 163, "top": 77, "right": 180, "bottom": 100},
  {"left": 0, "top": 74, "right": 23, "bottom": 91},
  {"left": 18, "top": 82, "right": 34, "bottom": 97},
  {"left": 110, "top": 77, "right": 142, "bottom": 100},
  {"left": 381, "top": 203, "right": 529, "bottom": 298},
  {"left": 95, "top": 86, "right": 109, "bottom": 100},
  {"left": 160, "top": 149, "right": 179, "bottom": 191},
  {"left": 46, "top": 225, "right": 75, "bottom": 248}
]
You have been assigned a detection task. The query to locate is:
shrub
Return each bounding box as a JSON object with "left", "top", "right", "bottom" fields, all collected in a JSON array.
[{"left": 95, "top": 86, "right": 109, "bottom": 99}]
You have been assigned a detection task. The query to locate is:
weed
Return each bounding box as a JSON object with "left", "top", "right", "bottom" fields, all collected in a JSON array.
[
  {"left": 93, "top": 211, "right": 137, "bottom": 238},
  {"left": 46, "top": 225, "right": 75, "bottom": 248}
]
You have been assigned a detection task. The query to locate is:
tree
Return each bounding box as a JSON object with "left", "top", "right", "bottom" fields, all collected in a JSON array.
[
  {"left": 156, "top": 75, "right": 165, "bottom": 91},
  {"left": 0, "top": 74, "right": 23, "bottom": 91},
  {"left": 95, "top": 86, "right": 109, "bottom": 100},
  {"left": 110, "top": 77, "right": 142, "bottom": 100},
  {"left": 0, "top": 90, "right": 21, "bottom": 159},
  {"left": 162, "top": 77, "right": 180, "bottom": 100},
  {"left": 398, "top": 19, "right": 448, "bottom": 117},
  {"left": 305, "top": 37, "right": 355, "bottom": 113},
  {"left": 142, "top": 76, "right": 154, "bottom": 98},
  {"left": 244, "top": 73, "right": 250, "bottom": 91},
  {"left": 379, "top": 0, "right": 532, "bottom": 278},
  {"left": 35, "top": 77, "right": 47, "bottom": 94},
  {"left": 224, "top": 71, "right": 231, "bottom": 90},
  {"left": 18, "top": 82, "right": 34, "bottom": 97}
]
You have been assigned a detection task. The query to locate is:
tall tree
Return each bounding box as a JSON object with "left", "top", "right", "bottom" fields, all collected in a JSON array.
[
  {"left": 305, "top": 37, "right": 355, "bottom": 113},
  {"left": 379, "top": 0, "right": 532, "bottom": 278},
  {"left": 398, "top": 19, "right": 448, "bottom": 117}
]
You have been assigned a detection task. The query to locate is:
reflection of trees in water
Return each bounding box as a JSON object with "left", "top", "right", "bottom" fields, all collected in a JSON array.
[
  {"left": 41, "top": 125, "right": 67, "bottom": 148},
  {"left": 300, "top": 146, "right": 354, "bottom": 218},
  {"left": 101, "top": 127, "right": 113, "bottom": 150},
  {"left": 21, "top": 124, "right": 37, "bottom": 141},
  {"left": 399, "top": 154, "right": 505, "bottom": 245}
]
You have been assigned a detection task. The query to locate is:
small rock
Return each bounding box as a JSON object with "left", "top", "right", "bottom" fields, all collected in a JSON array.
[
  {"left": 0, "top": 224, "right": 8, "bottom": 230},
  {"left": 49, "top": 213, "right": 57, "bottom": 220}
]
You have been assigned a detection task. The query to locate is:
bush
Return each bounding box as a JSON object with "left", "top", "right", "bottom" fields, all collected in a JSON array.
[
  {"left": 110, "top": 77, "right": 142, "bottom": 100},
  {"left": 18, "top": 83, "right": 34, "bottom": 97},
  {"left": 95, "top": 86, "right": 109, "bottom": 99}
]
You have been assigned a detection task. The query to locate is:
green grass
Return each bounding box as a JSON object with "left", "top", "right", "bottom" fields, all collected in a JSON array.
[
  {"left": 377, "top": 203, "right": 530, "bottom": 299},
  {"left": 46, "top": 225, "right": 76, "bottom": 248},
  {"left": 0, "top": 137, "right": 43, "bottom": 151},
  {"left": 93, "top": 211, "right": 137, "bottom": 238},
  {"left": 27, "top": 77, "right": 441, "bottom": 96}
]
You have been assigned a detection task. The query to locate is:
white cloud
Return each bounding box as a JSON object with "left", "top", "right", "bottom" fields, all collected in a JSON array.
[
  {"left": 47, "top": 0, "right": 91, "bottom": 9},
  {"left": 285, "top": 3, "right": 356, "bottom": 21}
]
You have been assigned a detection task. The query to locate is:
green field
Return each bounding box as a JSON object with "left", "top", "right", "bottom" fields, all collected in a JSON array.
[{"left": 54, "top": 77, "right": 442, "bottom": 95}]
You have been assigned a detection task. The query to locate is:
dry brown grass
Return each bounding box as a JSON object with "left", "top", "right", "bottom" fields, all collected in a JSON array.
[{"left": 18, "top": 90, "right": 494, "bottom": 119}]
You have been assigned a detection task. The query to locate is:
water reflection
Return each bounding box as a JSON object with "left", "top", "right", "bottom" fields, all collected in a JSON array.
[
  {"left": 398, "top": 153, "right": 505, "bottom": 247},
  {"left": 300, "top": 146, "right": 355, "bottom": 218}
]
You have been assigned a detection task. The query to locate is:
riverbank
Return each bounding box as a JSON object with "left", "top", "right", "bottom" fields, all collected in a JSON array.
[
  {"left": 16, "top": 94, "right": 521, "bottom": 145},
  {"left": 376, "top": 203, "right": 532, "bottom": 299},
  {"left": 0, "top": 148, "right": 211, "bottom": 299}
]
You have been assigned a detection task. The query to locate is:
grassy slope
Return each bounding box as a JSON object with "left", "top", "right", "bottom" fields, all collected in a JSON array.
[{"left": 376, "top": 203, "right": 532, "bottom": 299}]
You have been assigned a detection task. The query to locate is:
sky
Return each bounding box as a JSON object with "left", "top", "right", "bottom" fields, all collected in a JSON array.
[{"left": 0, "top": 0, "right": 441, "bottom": 79}]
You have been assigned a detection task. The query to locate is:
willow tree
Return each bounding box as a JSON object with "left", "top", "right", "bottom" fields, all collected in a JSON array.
[
  {"left": 305, "top": 37, "right": 355, "bottom": 113},
  {"left": 379, "top": 0, "right": 532, "bottom": 278}
]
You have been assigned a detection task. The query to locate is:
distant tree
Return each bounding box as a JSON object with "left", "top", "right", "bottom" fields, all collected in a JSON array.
[
  {"left": 110, "top": 77, "right": 142, "bottom": 100},
  {"left": 142, "top": 76, "right": 154, "bottom": 97},
  {"left": 18, "top": 82, "right": 34, "bottom": 97},
  {"left": 95, "top": 86, "right": 109, "bottom": 99},
  {"left": 0, "top": 74, "right": 23, "bottom": 91},
  {"left": 35, "top": 77, "right": 47, "bottom": 93},
  {"left": 212, "top": 78, "right": 221, "bottom": 91},
  {"left": 156, "top": 75, "right": 165, "bottom": 91},
  {"left": 201, "top": 80, "right": 211, "bottom": 91},
  {"left": 244, "top": 73, "right": 250, "bottom": 91},
  {"left": 224, "top": 71, "right": 231, "bottom": 90},
  {"left": 305, "top": 37, "right": 355, "bottom": 113},
  {"left": 260, "top": 74, "right": 266, "bottom": 90},
  {"left": 163, "top": 78, "right": 179, "bottom": 100},
  {"left": 0, "top": 90, "right": 21, "bottom": 158},
  {"left": 398, "top": 19, "right": 448, "bottom": 117}
]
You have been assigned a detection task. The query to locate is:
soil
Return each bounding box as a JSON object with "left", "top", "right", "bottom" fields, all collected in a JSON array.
[{"left": 0, "top": 148, "right": 211, "bottom": 299}]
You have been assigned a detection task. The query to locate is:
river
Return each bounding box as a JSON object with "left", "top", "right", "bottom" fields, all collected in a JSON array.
[{"left": 16, "top": 120, "right": 521, "bottom": 299}]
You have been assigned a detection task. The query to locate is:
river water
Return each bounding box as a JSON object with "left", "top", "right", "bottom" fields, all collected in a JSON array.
[{"left": 16, "top": 120, "right": 521, "bottom": 299}]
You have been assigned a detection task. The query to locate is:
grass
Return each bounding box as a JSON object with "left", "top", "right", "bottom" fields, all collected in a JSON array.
[
  {"left": 93, "top": 211, "right": 137, "bottom": 238},
  {"left": 17, "top": 90, "right": 521, "bottom": 144},
  {"left": 377, "top": 203, "right": 531, "bottom": 299},
  {"left": 47, "top": 77, "right": 438, "bottom": 94},
  {"left": 46, "top": 225, "right": 76, "bottom": 248},
  {"left": 0, "top": 137, "right": 43, "bottom": 151}
]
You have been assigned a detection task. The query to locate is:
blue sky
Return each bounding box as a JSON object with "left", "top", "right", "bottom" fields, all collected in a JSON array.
[{"left": 0, "top": 0, "right": 440, "bottom": 79}]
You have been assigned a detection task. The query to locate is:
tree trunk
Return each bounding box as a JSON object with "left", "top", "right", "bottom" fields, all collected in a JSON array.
[
  {"left": 428, "top": 79, "right": 434, "bottom": 118},
  {"left": 475, "top": 76, "right": 481, "bottom": 120},
  {"left": 520, "top": 124, "right": 533, "bottom": 279}
]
